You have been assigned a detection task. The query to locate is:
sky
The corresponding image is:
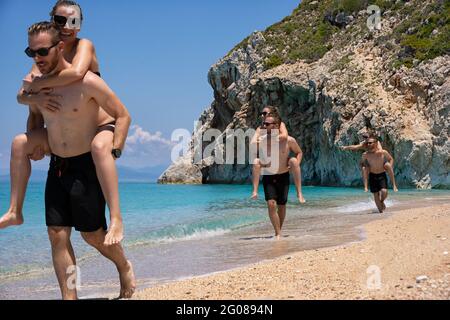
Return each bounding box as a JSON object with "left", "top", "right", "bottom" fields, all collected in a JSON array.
[{"left": 0, "top": 0, "right": 300, "bottom": 172}]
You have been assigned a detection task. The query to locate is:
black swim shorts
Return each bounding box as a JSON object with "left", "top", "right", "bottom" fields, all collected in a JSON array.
[
  {"left": 262, "top": 171, "right": 290, "bottom": 205},
  {"left": 45, "top": 152, "right": 107, "bottom": 232},
  {"left": 369, "top": 172, "right": 388, "bottom": 193}
]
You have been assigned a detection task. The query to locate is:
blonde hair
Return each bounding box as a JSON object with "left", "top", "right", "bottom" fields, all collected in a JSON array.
[{"left": 28, "top": 21, "right": 61, "bottom": 43}]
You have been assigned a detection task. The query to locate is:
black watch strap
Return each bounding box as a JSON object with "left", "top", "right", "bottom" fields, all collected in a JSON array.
[{"left": 112, "top": 148, "right": 122, "bottom": 159}]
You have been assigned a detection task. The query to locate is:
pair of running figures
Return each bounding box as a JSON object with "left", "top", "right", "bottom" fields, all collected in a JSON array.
[
  {"left": 0, "top": 1, "right": 135, "bottom": 300},
  {"left": 250, "top": 107, "right": 398, "bottom": 239}
]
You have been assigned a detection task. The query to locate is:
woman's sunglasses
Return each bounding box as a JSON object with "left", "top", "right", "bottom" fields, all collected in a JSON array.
[
  {"left": 53, "top": 15, "right": 81, "bottom": 30},
  {"left": 53, "top": 15, "right": 69, "bottom": 27},
  {"left": 260, "top": 111, "right": 271, "bottom": 116},
  {"left": 263, "top": 122, "right": 275, "bottom": 126},
  {"left": 24, "top": 42, "right": 59, "bottom": 58}
]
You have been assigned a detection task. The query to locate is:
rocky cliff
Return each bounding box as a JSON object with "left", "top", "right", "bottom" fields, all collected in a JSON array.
[{"left": 158, "top": 0, "right": 449, "bottom": 188}]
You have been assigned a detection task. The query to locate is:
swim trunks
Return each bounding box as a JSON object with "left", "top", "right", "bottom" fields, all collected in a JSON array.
[
  {"left": 45, "top": 152, "right": 107, "bottom": 232},
  {"left": 369, "top": 172, "right": 388, "bottom": 193},
  {"left": 262, "top": 171, "right": 290, "bottom": 205}
]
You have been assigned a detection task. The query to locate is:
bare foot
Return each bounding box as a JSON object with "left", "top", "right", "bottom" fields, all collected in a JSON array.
[
  {"left": 275, "top": 234, "right": 281, "bottom": 240},
  {"left": 0, "top": 211, "right": 24, "bottom": 229},
  {"left": 393, "top": 185, "right": 398, "bottom": 192},
  {"left": 118, "top": 261, "right": 136, "bottom": 299},
  {"left": 364, "top": 187, "right": 369, "bottom": 192},
  {"left": 104, "top": 219, "right": 124, "bottom": 246},
  {"left": 297, "top": 193, "right": 306, "bottom": 203},
  {"left": 379, "top": 201, "right": 386, "bottom": 213},
  {"left": 251, "top": 192, "right": 258, "bottom": 200}
]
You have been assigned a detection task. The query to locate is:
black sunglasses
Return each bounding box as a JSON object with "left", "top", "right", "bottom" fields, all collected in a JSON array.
[
  {"left": 260, "top": 111, "right": 272, "bottom": 117},
  {"left": 53, "top": 15, "right": 81, "bottom": 29},
  {"left": 25, "top": 42, "right": 59, "bottom": 58},
  {"left": 263, "top": 122, "right": 275, "bottom": 126},
  {"left": 53, "top": 15, "right": 68, "bottom": 27}
]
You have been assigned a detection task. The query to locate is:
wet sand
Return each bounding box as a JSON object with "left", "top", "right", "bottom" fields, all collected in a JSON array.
[{"left": 134, "top": 203, "right": 450, "bottom": 300}]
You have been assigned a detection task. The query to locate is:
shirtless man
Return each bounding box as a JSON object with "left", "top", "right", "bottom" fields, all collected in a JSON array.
[
  {"left": 1, "top": 1, "right": 124, "bottom": 247},
  {"left": 22, "top": 21, "right": 135, "bottom": 299},
  {"left": 341, "top": 131, "right": 398, "bottom": 192},
  {"left": 258, "top": 115, "right": 303, "bottom": 239},
  {"left": 250, "top": 106, "right": 305, "bottom": 203},
  {"left": 361, "top": 135, "right": 395, "bottom": 213}
]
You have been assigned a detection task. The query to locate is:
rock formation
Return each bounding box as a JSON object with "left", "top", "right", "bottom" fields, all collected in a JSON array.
[{"left": 159, "top": 0, "right": 449, "bottom": 189}]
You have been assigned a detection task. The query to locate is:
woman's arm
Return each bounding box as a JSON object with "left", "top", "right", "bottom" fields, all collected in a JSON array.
[
  {"left": 279, "top": 122, "right": 289, "bottom": 141},
  {"left": 29, "top": 39, "right": 95, "bottom": 91}
]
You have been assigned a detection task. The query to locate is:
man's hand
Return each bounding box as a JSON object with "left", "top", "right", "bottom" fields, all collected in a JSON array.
[
  {"left": 33, "top": 89, "right": 62, "bottom": 113},
  {"left": 28, "top": 145, "right": 46, "bottom": 161},
  {"left": 29, "top": 76, "right": 45, "bottom": 93}
]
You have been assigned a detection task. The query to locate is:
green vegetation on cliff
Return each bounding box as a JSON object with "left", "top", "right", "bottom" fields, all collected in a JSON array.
[
  {"left": 229, "top": 0, "right": 449, "bottom": 70},
  {"left": 393, "top": 0, "right": 450, "bottom": 68}
]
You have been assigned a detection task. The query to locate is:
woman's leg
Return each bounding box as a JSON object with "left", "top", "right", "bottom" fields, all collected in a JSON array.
[
  {"left": 288, "top": 157, "right": 305, "bottom": 203},
  {"left": 362, "top": 166, "right": 369, "bottom": 192},
  {"left": 0, "top": 128, "right": 49, "bottom": 229},
  {"left": 90, "top": 128, "right": 123, "bottom": 246},
  {"left": 384, "top": 162, "right": 398, "bottom": 192},
  {"left": 251, "top": 158, "right": 262, "bottom": 199}
]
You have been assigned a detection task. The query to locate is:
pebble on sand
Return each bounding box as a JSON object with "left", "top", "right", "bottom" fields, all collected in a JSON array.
[{"left": 416, "top": 275, "right": 428, "bottom": 283}]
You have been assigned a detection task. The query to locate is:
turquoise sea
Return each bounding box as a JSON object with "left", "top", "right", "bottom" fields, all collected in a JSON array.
[{"left": 1, "top": 181, "right": 449, "bottom": 299}]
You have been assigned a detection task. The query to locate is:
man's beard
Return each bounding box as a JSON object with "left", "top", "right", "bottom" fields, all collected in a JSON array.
[{"left": 40, "top": 52, "right": 60, "bottom": 75}]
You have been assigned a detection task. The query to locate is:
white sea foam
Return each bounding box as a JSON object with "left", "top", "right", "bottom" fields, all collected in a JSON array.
[
  {"left": 335, "top": 198, "right": 397, "bottom": 213},
  {"left": 158, "top": 228, "right": 230, "bottom": 243},
  {"left": 130, "top": 228, "right": 231, "bottom": 247}
]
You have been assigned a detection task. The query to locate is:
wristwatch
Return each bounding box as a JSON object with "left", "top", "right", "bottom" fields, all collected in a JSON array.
[{"left": 111, "top": 148, "right": 122, "bottom": 159}]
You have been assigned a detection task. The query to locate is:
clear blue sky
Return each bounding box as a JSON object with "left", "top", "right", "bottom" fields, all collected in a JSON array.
[{"left": 0, "top": 0, "right": 300, "bottom": 170}]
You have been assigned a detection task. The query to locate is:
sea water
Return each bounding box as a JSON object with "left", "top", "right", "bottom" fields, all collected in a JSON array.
[{"left": 0, "top": 182, "right": 449, "bottom": 299}]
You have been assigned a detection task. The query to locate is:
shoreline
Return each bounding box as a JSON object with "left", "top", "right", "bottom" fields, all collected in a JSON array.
[
  {"left": 1, "top": 189, "right": 449, "bottom": 300},
  {"left": 134, "top": 202, "right": 450, "bottom": 300}
]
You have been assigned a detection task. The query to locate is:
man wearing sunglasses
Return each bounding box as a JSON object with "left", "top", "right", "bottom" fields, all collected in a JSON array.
[
  {"left": 258, "top": 115, "right": 303, "bottom": 240},
  {"left": 19, "top": 22, "right": 135, "bottom": 300},
  {"left": 250, "top": 106, "right": 305, "bottom": 203},
  {"left": 361, "top": 135, "right": 395, "bottom": 213}
]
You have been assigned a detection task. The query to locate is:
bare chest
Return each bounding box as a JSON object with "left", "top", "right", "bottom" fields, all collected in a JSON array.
[
  {"left": 44, "top": 85, "right": 93, "bottom": 121},
  {"left": 366, "top": 152, "right": 385, "bottom": 165}
]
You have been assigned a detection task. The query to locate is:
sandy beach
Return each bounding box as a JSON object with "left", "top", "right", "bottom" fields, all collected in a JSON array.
[{"left": 134, "top": 203, "right": 450, "bottom": 300}]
